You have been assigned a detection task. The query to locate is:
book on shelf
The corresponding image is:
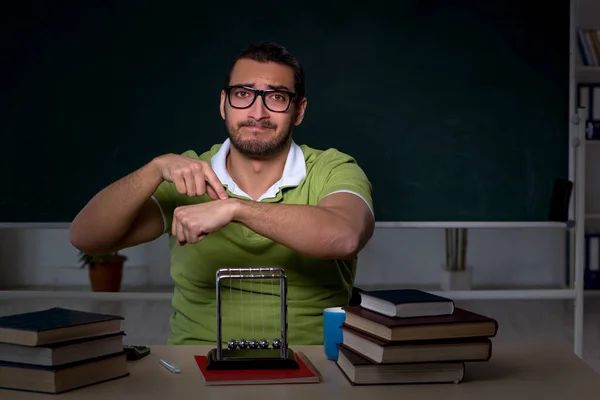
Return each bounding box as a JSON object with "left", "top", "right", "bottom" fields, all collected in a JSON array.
[
  {"left": 577, "top": 84, "right": 600, "bottom": 140},
  {"left": 577, "top": 27, "right": 600, "bottom": 67},
  {"left": 585, "top": 233, "right": 600, "bottom": 290}
]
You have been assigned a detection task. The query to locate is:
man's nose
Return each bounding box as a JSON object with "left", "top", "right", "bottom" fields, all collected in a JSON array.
[{"left": 248, "top": 95, "right": 270, "bottom": 120}]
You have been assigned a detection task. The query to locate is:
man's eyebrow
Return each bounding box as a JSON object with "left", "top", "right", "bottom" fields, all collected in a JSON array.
[
  {"left": 267, "top": 84, "right": 293, "bottom": 92},
  {"left": 231, "top": 82, "right": 293, "bottom": 92},
  {"left": 232, "top": 82, "right": 255, "bottom": 88}
]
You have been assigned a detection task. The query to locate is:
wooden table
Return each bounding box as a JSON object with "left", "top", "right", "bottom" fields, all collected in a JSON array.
[{"left": 3, "top": 343, "right": 599, "bottom": 399}]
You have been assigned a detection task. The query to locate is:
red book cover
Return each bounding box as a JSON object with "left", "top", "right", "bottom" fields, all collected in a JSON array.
[{"left": 194, "top": 352, "right": 322, "bottom": 385}]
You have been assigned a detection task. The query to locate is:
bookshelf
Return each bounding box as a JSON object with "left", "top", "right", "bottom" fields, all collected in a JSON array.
[
  {"left": 575, "top": 0, "right": 600, "bottom": 234},
  {"left": 553, "top": 0, "right": 600, "bottom": 359},
  {"left": 555, "top": 0, "right": 600, "bottom": 359}
]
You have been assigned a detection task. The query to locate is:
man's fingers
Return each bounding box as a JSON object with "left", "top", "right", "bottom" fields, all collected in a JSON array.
[
  {"left": 172, "top": 209, "right": 185, "bottom": 244},
  {"left": 166, "top": 160, "right": 225, "bottom": 199},
  {"left": 172, "top": 207, "right": 206, "bottom": 246},
  {"left": 174, "top": 222, "right": 187, "bottom": 246},
  {"left": 203, "top": 168, "right": 228, "bottom": 199},
  {"left": 206, "top": 185, "right": 219, "bottom": 200},
  {"left": 194, "top": 172, "right": 206, "bottom": 198},
  {"left": 171, "top": 211, "right": 177, "bottom": 238},
  {"left": 172, "top": 171, "right": 187, "bottom": 195},
  {"left": 182, "top": 170, "right": 197, "bottom": 196},
  {"left": 176, "top": 224, "right": 186, "bottom": 245},
  {"left": 184, "top": 227, "right": 196, "bottom": 244}
]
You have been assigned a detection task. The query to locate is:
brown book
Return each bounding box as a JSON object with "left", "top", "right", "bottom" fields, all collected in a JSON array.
[
  {"left": 0, "top": 307, "right": 123, "bottom": 346},
  {"left": 336, "top": 345, "right": 464, "bottom": 385},
  {"left": 0, "top": 352, "right": 129, "bottom": 394},
  {"left": 342, "top": 306, "right": 498, "bottom": 342},
  {"left": 341, "top": 324, "right": 492, "bottom": 364}
]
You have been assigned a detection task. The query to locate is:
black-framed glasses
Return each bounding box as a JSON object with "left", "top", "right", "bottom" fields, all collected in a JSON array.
[{"left": 224, "top": 85, "right": 297, "bottom": 113}]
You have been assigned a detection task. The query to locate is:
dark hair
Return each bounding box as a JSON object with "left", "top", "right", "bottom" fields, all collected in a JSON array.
[{"left": 225, "top": 41, "right": 306, "bottom": 100}]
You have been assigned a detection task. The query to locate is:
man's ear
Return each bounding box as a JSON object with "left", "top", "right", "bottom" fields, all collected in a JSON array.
[
  {"left": 294, "top": 97, "right": 307, "bottom": 126},
  {"left": 220, "top": 91, "right": 226, "bottom": 120}
]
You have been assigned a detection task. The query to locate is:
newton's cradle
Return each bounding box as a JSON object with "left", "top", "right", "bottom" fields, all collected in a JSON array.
[{"left": 206, "top": 267, "right": 299, "bottom": 370}]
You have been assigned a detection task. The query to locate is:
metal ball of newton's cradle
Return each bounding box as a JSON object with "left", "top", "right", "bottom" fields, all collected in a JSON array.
[
  {"left": 227, "top": 339, "right": 237, "bottom": 350},
  {"left": 272, "top": 338, "right": 282, "bottom": 349},
  {"left": 238, "top": 338, "right": 248, "bottom": 349},
  {"left": 259, "top": 338, "right": 269, "bottom": 349},
  {"left": 248, "top": 338, "right": 259, "bottom": 349}
]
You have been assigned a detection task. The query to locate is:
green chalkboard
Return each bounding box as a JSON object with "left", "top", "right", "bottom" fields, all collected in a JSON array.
[{"left": 0, "top": 0, "right": 570, "bottom": 223}]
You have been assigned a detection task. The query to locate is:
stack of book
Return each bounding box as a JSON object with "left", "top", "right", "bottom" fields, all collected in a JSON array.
[
  {"left": 337, "top": 289, "right": 498, "bottom": 385},
  {"left": 0, "top": 307, "right": 129, "bottom": 394}
]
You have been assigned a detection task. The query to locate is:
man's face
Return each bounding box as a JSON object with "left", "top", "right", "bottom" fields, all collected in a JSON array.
[{"left": 220, "top": 58, "right": 306, "bottom": 159}]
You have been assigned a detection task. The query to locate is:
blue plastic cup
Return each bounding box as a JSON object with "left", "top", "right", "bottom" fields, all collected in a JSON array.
[{"left": 323, "top": 307, "right": 346, "bottom": 361}]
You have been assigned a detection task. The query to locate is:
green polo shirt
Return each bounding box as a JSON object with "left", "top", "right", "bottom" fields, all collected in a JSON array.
[{"left": 152, "top": 139, "right": 373, "bottom": 346}]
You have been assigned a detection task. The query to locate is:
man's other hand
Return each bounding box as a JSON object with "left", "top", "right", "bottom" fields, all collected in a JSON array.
[
  {"left": 153, "top": 154, "right": 228, "bottom": 200},
  {"left": 171, "top": 199, "right": 238, "bottom": 245}
]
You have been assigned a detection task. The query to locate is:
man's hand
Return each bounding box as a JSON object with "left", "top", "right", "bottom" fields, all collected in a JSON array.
[
  {"left": 171, "top": 199, "right": 237, "bottom": 245},
  {"left": 153, "top": 154, "right": 228, "bottom": 200}
]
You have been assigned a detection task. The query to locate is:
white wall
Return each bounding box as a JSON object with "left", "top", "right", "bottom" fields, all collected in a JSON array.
[{"left": 0, "top": 226, "right": 566, "bottom": 290}]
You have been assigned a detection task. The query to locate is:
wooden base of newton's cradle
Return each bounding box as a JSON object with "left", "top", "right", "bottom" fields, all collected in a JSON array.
[{"left": 207, "top": 267, "right": 299, "bottom": 370}]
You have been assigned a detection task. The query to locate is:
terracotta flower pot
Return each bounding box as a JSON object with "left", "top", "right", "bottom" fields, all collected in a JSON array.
[{"left": 87, "top": 256, "right": 125, "bottom": 292}]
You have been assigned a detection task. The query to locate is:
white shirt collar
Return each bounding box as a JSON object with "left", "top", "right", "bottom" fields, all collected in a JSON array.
[{"left": 210, "top": 139, "right": 306, "bottom": 201}]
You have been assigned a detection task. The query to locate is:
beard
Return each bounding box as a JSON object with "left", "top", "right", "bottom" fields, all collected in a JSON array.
[{"left": 226, "top": 117, "right": 293, "bottom": 159}]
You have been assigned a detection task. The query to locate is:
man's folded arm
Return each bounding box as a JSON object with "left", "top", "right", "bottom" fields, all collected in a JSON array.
[{"left": 231, "top": 152, "right": 374, "bottom": 259}]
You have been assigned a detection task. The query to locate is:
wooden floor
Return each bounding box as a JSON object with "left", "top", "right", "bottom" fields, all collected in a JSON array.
[{"left": 1, "top": 296, "right": 599, "bottom": 373}]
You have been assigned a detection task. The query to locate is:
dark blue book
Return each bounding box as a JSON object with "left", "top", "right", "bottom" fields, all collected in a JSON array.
[
  {"left": 0, "top": 307, "right": 123, "bottom": 346},
  {"left": 359, "top": 289, "right": 454, "bottom": 318}
]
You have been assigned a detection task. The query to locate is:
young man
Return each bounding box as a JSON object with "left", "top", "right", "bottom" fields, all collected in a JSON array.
[{"left": 70, "top": 41, "right": 375, "bottom": 345}]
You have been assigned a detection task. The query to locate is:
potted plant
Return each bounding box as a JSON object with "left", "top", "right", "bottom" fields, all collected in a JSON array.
[
  {"left": 79, "top": 252, "right": 127, "bottom": 292},
  {"left": 441, "top": 228, "right": 472, "bottom": 290}
]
